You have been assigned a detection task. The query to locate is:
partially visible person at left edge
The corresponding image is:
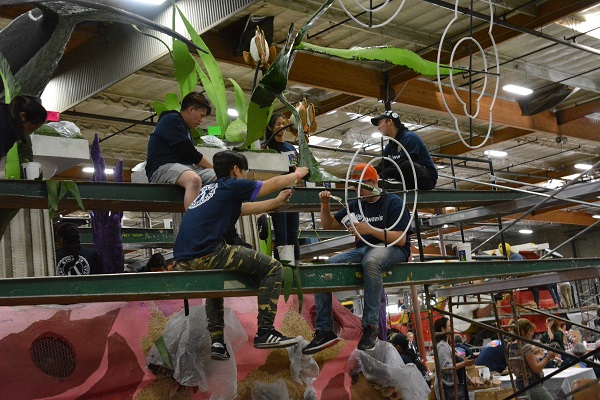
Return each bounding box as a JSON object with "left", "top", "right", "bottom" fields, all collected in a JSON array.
[
  {"left": 371, "top": 110, "right": 437, "bottom": 190},
  {"left": 145, "top": 91, "right": 216, "bottom": 210},
  {"left": 0, "top": 95, "right": 47, "bottom": 160}
]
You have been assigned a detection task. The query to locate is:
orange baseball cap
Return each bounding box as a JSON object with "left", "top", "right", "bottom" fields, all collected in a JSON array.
[{"left": 351, "top": 163, "right": 379, "bottom": 181}]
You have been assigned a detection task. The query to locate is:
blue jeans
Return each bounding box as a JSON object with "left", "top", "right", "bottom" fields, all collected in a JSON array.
[
  {"left": 314, "top": 245, "right": 408, "bottom": 330},
  {"left": 270, "top": 212, "right": 300, "bottom": 262}
]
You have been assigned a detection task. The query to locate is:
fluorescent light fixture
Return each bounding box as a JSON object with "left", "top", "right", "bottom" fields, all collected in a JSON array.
[
  {"left": 83, "top": 167, "right": 114, "bottom": 174},
  {"left": 484, "top": 150, "right": 507, "bottom": 157},
  {"left": 503, "top": 84, "right": 533, "bottom": 96},
  {"left": 519, "top": 229, "right": 533, "bottom": 234},
  {"left": 574, "top": 163, "right": 593, "bottom": 170},
  {"left": 592, "top": 215, "right": 600, "bottom": 219},
  {"left": 129, "top": 0, "right": 167, "bottom": 5},
  {"left": 227, "top": 108, "right": 238, "bottom": 118},
  {"left": 371, "top": 132, "right": 383, "bottom": 138}
]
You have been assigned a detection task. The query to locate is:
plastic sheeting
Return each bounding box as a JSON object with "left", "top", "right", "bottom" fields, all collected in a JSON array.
[
  {"left": 345, "top": 340, "right": 431, "bottom": 399},
  {"left": 146, "top": 305, "right": 248, "bottom": 400},
  {"left": 250, "top": 379, "right": 290, "bottom": 400},
  {"left": 287, "top": 337, "right": 320, "bottom": 399}
]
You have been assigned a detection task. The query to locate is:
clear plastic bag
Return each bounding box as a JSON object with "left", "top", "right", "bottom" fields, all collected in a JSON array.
[
  {"left": 46, "top": 121, "right": 82, "bottom": 138},
  {"left": 345, "top": 340, "right": 430, "bottom": 399},
  {"left": 286, "top": 337, "right": 319, "bottom": 399},
  {"left": 146, "top": 305, "right": 247, "bottom": 400},
  {"left": 250, "top": 379, "right": 290, "bottom": 400},
  {"left": 199, "top": 135, "right": 228, "bottom": 149}
]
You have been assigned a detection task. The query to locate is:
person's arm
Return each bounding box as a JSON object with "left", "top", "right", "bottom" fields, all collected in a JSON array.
[
  {"left": 526, "top": 350, "right": 555, "bottom": 374},
  {"left": 349, "top": 223, "right": 407, "bottom": 247},
  {"left": 318, "top": 190, "right": 345, "bottom": 230},
  {"left": 241, "top": 189, "right": 292, "bottom": 215},
  {"left": 256, "top": 167, "right": 309, "bottom": 197},
  {"left": 196, "top": 156, "right": 212, "bottom": 169}
]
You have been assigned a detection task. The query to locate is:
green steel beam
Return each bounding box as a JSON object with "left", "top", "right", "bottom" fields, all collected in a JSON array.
[
  {"left": 79, "top": 228, "right": 175, "bottom": 249},
  {"left": 0, "top": 258, "right": 598, "bottom": 306},
  {"left": 0, "top": 180, "right": 526, "bottom": 213}
]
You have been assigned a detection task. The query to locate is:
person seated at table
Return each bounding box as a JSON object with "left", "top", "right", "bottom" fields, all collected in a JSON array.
[
  {"left": 541, "top": 317, "right": 565, "bottom": 351},
  {"left": 532, "top": 345, "right": 557, "bottom": 368},
  {"left": 390, "top": 333, "right": 430, "bottom": 385},
  {"left": 475, "top": 339, "right": 507, "bottom": 374},
  {"left": 508, "top": 318, "right": 556, "bottom": 400},
  {"left": 564, "top": 343, "right": 600, "bottom": 378}
]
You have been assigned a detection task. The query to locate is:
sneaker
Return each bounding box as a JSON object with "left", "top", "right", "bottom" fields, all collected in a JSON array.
[
  {"left": 302, "top": 330, "right": 340, "bottom": 355},
  {"left": 254, "top": 329, "right": 299, "bottom": 349},
  {"left": 357, "top": 326, "right": 378, "bottom": 351},
  {"left": 211, "top": 342, "right": 230, "bottom": 361}
]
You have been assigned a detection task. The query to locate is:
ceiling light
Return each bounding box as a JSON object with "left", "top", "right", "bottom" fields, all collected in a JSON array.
[
  {"left": 371, "top": 132, "right": 382, "bottom": 138},
  {"left": 484, "top": 150, "right": 507, "bottom": 157},
  {"left": 519, "top": 229, "right": 533, "bottom": 234},
  {"left": 129, "top": 0, "right": 167, "bottom": 5},
  {"left": 574, "top": 163, "right": 593, "bottom": 170},
  {"left": 503, "top": 84, "right": 533, "bottom": 96},
  {"left": 227, "top": 108, "right": 238, "bottom": 118},
  {"left": 593, "top": 215, "right": 600, "bottom": 219},
  {"left": 82, "top": 167, "right": 114, "bottom": 174}
]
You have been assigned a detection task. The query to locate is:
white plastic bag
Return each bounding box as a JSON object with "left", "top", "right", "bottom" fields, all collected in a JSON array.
[
  {"left": 286, "top": 337, "right": 319, "bottom": 399},
  {"left": 250, "top": 379, "right": 290, "bottom": 400}
]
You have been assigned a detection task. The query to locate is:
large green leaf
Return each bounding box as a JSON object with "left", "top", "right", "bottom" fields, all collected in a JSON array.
[
  {"left": 229, "top": 78, "right": 248, "bottom": 123},
  {"left": 5, "top": 144, "right": 20, "bottom": 179},
  {"left": 293, "top": 266, "right": 304, "bottom": 312},
  {"left": 154, "top": 336, "right": 173, "bottom": 370},
  {"left": 63, "top": 180, "right": 85, "bottom": 211},
  {"left": 283, "top": 264, "right": 293, "bottom": 302},
  {"left": 153, "top": 101, "right": 167, "bottom": 118},
  {"left": 46, "top": 180, "right": 60, "bottom": 219},
  {"left": 296, "top": 42, "right": 461, "bottom": 76},
  {"left": 0, "top": 52, "right": 19, "bottom": 103},
  {"left": 173, "top": 39, "right": 198, "bottom": 96},
  {"left": 164, "top": 93, "right": 181, "bottom": 111},
  {"left": 175, "top": 5, "right": 229, "bottom": 132}
]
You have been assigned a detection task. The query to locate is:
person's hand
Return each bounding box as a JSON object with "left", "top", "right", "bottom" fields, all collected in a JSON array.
[
  {"left": 348, "top": 221, "right": 371, "bottom": 236},
  {"left": 319, "top": 190, "right": 331, "bottom": 205},
  {"left": 275, "top": 189, "right": 293, "bottom": 206},
  {"left": 469, "top": 377, "right": 480, "bottom": 388},
  {"left": 463, "top": 355, "right": 476, "bottom": 367},
  {"left": 295, "top": 166, "right": 309, "bottom": 179}
]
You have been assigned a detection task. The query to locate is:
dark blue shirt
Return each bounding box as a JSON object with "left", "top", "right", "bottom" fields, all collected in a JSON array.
[
  {"left": 475, "top": 340, "right": 507, "bottom": 373},
  {"left": 0, "top": 105, "right": 19, "bottom": 158},
  {"left": 56, "top": 247, "right": 104, "bottom": 275},
  {"left": 383, "top": 129, "right": 438, "bottom": 179},
  {"left": 334, "top": 194, "right": 412, "bottom": 257},
  {"left": 174, "top": 177, "right": 262, "bottom": 260},
  {"left": 146, "top": 111, "right": 200, "bottom": 180},
  {"left": 264, "top": 140, "right": 298, "bottom": 173}
]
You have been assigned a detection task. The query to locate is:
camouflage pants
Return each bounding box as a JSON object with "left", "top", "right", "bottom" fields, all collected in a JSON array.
[{"left": 175, "top": 240, "right": 283, "bottom": 342}]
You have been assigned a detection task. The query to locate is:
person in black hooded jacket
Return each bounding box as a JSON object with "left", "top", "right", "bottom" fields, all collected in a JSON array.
[
  {"left": 0, "top": 95, "right": 47, "bottom": 160},
  {"left": 390, "top": 333, "right": 431, "bottom": 385},
  {"left": 55, "top": 223, "right": 103, "bottom": 275}
]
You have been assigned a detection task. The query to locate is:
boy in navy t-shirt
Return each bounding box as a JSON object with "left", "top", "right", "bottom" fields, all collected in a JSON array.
[{"left": 173, "top": 150, "right": 308, "bottom": 360}]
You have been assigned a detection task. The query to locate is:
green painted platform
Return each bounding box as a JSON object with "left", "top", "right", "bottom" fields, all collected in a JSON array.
[
  {"left": 0, "top": 258, "right": 598, "bottom": 306},
  {"left": 0, "top": 179, "right": 526, "bottom": 212}
]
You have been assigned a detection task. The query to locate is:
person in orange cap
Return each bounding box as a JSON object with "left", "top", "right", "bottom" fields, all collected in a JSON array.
[{"left": 302, "top": 163, "right": 413, "bottom": 354}]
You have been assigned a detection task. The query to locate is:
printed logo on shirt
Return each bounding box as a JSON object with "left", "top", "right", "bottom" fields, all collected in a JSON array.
[
  {"left": 189, "top": 182, "right": 218, "bottom": 209},
  {"left": 57, "top": 255, "right": 91, "bottom": 276},
  {"left": 365, "top": 215, "right": 384, "bottom": 222}
]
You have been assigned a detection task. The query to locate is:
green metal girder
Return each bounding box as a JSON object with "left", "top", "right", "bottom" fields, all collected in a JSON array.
[
  {"left": 0, "top": 180, "right": 526, "bottom": 212},
  {"left": 0, "top": 258, "right": 598, "bottom": 306},
  {"left": 79, "top": 228, "right": 175, "bottom": 248}
]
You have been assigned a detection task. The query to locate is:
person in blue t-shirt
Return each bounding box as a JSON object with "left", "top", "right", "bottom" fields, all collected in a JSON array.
[
  {"left": 263, "top": 113, "right": 301, "bottom": 264},
  {"left": 303, "top": 163, "right": 413, "bottom": 355},
  {"left": 371, "top": 110, "right": 437, "bottom": 190},
  {"left": 475, "top": 339, "right": 507, "bottom": 373},
  {"left": 173, "top": 150, "right": 309, "bottom": 361},
  {"left": 145, "top": 92, "right": 216, "bottom": 210}
]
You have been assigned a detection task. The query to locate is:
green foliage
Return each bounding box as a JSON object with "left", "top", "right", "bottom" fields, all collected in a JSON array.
[
  {"left": 283, "top": 264, "right": 304, "bottom": 312},
  {"left": 296, "top": 42, "right": 462, "bottom": 76},
  {"left": 0, "top": 52, "right": 19, "bottom": 103},
  {"left": 46, "top": 180, "right": 85, "bottom": 219},
  {"left": 173, "top": 39, "right": 198, "bottom": 96},
  {"left": 229, "top": 78, "right": 247, "bottom": 123}
]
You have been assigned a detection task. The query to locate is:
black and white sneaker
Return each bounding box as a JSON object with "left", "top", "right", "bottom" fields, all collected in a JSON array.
[
  {"left": 357, "top": 325, "right": 378, "bottom": 351},
  {"left": 211, "top": 342, "right": 230, "bottom": 360},
  {"left": 253, "top": 329, "right": 299, "bottom": 349},
  {"left": 302, "top": 330, "right": 340, "bottom": 355}
]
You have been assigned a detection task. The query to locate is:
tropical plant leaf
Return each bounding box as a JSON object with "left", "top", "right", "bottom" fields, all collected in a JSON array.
[
  {"left": 0, "top": 51, "right": 19, "bottom": 102},
  {"left": 175, "top": 5, "right": 229, "bottom": 132},
  {"left": 153, "top": 101, "right": 167, "bottom": 118},
  {"left": 229, "top": 78, "right": 248, "bottom": 123},
  {"left": 154, "top": 336, "right": 173, "bottom": 370},
  {"left": 132, "top": 24, "right": 173, "bottom": 60},
  {"left": 283, "top": 265, "right": 293, "bottom": 302},
  {"left": 296, "top": 42, "right": 461, "bottom": 76},
  {"left": 173, "top": 39, "right": 198, "bottom": 96},
  {"left": 292, "top": 266, "right": 304, "bottom": 312},
  {"left": 46, "top": 180, "right": 60, "bottom": 218},
  {"left": 63, "top": 180, "right": 85, "bottom": 211},
  {"left": 5, "top": 144, "right": 20, "bottom": 179},
  {"left": 194, "top": 63, "right": 222, "bottom": 122},
  {"left": 164, "top": 92, "right": 181, "bottom": 111}
]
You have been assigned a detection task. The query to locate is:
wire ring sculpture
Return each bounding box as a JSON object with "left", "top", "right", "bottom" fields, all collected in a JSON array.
[
  {"left": 337, "top": 0, "right": 407, "bottom": 29},
  {"left": 344, "top": 136, "right": 418, "bottom": 248},
  {"left": 436, "top": 0, "right": 500, "bottom": 149}
]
